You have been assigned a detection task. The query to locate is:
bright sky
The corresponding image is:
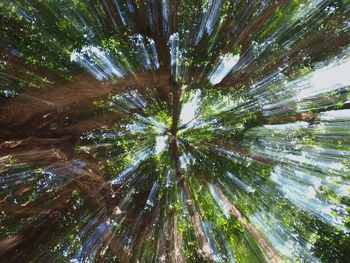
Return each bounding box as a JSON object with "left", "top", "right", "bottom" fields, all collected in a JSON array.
[
  {"left": 155, "top": 135, "right": 168, "bottom": 155},
  {"left": 179, "top": 90, "right": 201, "bottom": 125},
  {"left": 209, "top": 53, "right": 240, "bottom": 85}
]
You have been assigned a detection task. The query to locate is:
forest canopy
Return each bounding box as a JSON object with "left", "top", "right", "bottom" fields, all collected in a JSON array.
[{"left": 0, "top": 0, "right": 350, "bottom": 262}]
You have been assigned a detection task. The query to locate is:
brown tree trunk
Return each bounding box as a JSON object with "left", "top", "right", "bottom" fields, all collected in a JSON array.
[{"left": 212, "top": 185, "right": 280, "bottom": 263}]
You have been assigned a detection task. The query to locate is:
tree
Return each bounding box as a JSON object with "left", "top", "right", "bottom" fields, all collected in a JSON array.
[{"left": 0, "top": 0, "right": 349, "bottom": 262}]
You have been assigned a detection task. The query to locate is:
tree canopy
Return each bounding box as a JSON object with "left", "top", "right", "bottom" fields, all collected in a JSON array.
[{"left": 0, "top": 0, "right": 350, "bottom": 262}]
